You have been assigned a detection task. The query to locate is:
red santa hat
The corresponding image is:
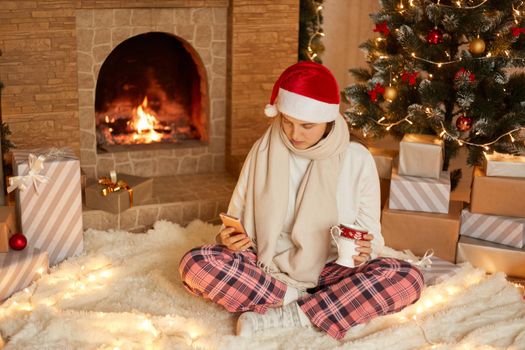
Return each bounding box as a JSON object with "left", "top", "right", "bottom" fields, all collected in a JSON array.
[{"left": 264, "top": 61, "right": 340, "bottom": 123}]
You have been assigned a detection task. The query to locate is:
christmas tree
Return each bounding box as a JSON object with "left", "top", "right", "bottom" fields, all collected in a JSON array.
[{"left": 344, "top": 0, "right": 525, "bottom": 168}]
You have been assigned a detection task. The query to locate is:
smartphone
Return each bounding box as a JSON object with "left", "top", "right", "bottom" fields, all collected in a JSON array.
[{"left": 219, "top": 212, "right": 247, "bottom": 235}]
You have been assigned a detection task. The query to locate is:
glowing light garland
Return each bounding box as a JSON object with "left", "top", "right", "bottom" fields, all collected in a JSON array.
[
  {"left": 432, "top": 0, "right": 490, "bottom": 9},
  {"left": 366, "top": 108, "right": 525, "bottom": 150},
  {"left": 438, "top": 121, "right": 525, "bottom": 149}
]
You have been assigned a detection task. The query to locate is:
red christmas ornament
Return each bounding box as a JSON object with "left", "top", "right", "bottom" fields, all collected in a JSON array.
[
  {"left": 373, "top": 21, "right": 390, "bottom": 36},
  {"left": 401, "top": 70, "right": 419, "bottom": 86},
  {"left": 454, "top": 68, "right": 475, "bottom": 83},
  {"left": 427, "top": 28, "right": 444, "bottom": 45},
  {"left": 511, "top": 27, "right": 525, "bottom": 37},
  {"left": 368, "top": 83, "right": 385, "bottom": 103},
  {"left": 9, "top": 233, "right": 27, "bottom": 251},
  {"left": 456, "top": 115, "right": 473, "bottom": 132}
]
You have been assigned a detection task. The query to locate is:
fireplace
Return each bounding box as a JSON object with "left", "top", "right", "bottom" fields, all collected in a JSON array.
[
  {"left": 75, "top": 7, "right": 225, "bottom": 178},
  {"left": 95, "top": 32, "right": 207, "bottom": 151}
]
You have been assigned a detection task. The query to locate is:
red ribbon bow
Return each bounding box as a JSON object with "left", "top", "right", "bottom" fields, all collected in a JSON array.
[
  {"left": 401, "top": 71, "right": 419, "bottom": 86},
  {"left": 512, "top": 27, "right": 525, "bottom": 36},
  {"left": 373, "top": 21, "right": 390, "bottom": 36},
  {"left": 454, "top": 68, "right": 475, "bottom": 82},
  {"left": 368, "top": 83, "right": 385, "bottom": 103}
]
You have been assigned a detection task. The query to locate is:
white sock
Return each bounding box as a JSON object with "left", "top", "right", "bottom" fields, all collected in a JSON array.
[
  {"left": 283, "top": 286, "right": 299, "bottom": 305},
  {"left": 294, "top": 302, "right": 312, "bottom": 327}
]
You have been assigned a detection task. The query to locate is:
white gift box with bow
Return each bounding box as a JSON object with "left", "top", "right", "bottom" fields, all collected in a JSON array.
[
  {"left": 484, "top": 151, "right": 525, "bottom": 178},
  {"left": 9, "top": 148, "right": 83, "bottom": 266}
]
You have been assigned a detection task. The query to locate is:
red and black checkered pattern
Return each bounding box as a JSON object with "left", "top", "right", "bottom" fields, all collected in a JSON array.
[
  {"left": 179, "top": 244, "right": 287, "bottom": 313},
  {"left": 179, "top": 245, "right": 423, "bottom": 340},
  {"left": 298, "top": 258, "right": 424, "bottom": 339}
]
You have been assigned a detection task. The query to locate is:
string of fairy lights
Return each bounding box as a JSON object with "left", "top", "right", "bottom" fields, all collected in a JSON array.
[
  {"left": 364, "top": 0, "right": 525, "bottom": 151},
  {"left": 0, "top": 261, "right": 202, "bottom": 348},
  {"left": 306, "top": 1, "right": 325, "bottom": 61}
]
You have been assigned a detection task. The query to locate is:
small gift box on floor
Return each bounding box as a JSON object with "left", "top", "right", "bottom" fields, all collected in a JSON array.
[
  {"left": 419, "top": 255, "right": 461, "bottom": 286},
  {"left": 85, "top": 171, "right": 153, "bottom": 214},
  {"left": 369, "top": 147, "right": 398, "bottom": 180},
  {"left": 9, "top": 148, "right": 84, "bottom": 266},
  {"left": 460, "top": 208, "right": 525, "bottom": 248},
  {"left": 457, "top": 235, "right": 525, "bottom": 278},
  {"left": 470, "top": 166, "right": 525, "bottom": 218},
  {"left": 484, "top": 151, "right": 525, "bottom": 178},
  {"left": 0, "top": 206, "right": 17, "bottom": 253},
  {"left": 381, "top": 200, "right": 462, "bottom": 262},
  {"left": 389, "top": 167, "right": 451, "bottom": 214},
  {"left": 0, "top": 248, "right": 48, "bottom": 302},
  {"left": 398, "top": 134, "right": 443, "bottom": 179}
]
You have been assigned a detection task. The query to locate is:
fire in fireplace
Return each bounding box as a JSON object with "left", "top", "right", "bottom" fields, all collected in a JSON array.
[{"left": 95, "top": 32, "right": 207, "bottom": 151}]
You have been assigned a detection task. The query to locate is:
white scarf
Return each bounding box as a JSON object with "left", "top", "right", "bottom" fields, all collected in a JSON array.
[{"left": 239, "top": 114, "right": 349, "bottom": 287}]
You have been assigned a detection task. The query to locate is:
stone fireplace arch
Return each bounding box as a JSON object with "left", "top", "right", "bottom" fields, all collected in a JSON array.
[
  {"left": 76, "top": 7, "right": 226, "bottom": 179},
  {"left": 95, "top": 32, "right": 209, "bottom": 151}
]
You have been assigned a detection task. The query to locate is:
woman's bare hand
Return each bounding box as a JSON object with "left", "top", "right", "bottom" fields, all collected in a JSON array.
[
  {"left": 353, "top": 233, "right": 374, "bottom": 266},
  {"left": 217, "top": 226, "right": 254, "bottom": 251}
]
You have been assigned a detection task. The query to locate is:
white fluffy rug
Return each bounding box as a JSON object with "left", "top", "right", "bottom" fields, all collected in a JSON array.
[{"left": 1, "top": 220, "right": 525, "bottom": 350}]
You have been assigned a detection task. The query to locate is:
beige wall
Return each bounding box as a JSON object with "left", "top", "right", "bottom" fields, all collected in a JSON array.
[{"left": 322, "top": 0, "right": 379, "bottom": 89}]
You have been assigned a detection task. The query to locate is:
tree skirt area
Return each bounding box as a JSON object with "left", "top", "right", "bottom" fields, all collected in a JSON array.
[{"left": 1, "top": 220, "right": 525, "bottom": 350}]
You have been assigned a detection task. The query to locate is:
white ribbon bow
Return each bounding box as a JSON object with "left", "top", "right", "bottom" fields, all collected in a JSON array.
[
  {"left": 7, "top": 154, "right": 50, "bottom": 193},
  {"left": 404, "top": 249, "right": 435, "bottom": 269}
]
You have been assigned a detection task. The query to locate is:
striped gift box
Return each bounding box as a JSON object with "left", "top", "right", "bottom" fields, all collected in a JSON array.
[
  {"left": 419, "top": 256, "right": 460, "bottom": 286},
  {"left": 389, "top": 167, "right": 451, "bottom": 214},
  {"left": 460, "top": 208, "right": 525, "bottom": 248},
  {"left": 0, "top": 248, "right": 48, "bottom": 301},
  {"left": 12, "top": 148, "right": 83, "bottom": 266}
]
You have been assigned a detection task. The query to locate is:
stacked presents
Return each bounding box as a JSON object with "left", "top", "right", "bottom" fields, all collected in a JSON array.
[
  {"left": 457, "top": 152, "right": 525, "bottom": 278},
  {"left": 0, "top": 148, "right": 84, "bottom": 302},
  {"left": 374, "top": 134, "right": 461, "bottom": 284}
]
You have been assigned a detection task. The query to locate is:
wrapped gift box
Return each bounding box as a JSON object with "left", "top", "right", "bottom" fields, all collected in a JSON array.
[
  {"left": 85, "top": 173, "right": 153, "bottom": 214},
  {"left": 11, "top": 148, "right": 84, "bottom": 266},
  {"left": 419, "top": 256, "right": 461, "bottom": 286},
  {"left": 0, "top": 206, "right": 17, "bottom": 253},
  {"left": 389, "top": 167, "right": 450, "bottom": 214},
  {"left": 370, "top": 148, "right": 398, "bottom": 180},
  {"left": 460, "top": 208, "right": 525, "bottom": 248},
  {"left": 380, "top": 179, "right": 390, "bottom": 210},
  {"left": 381, "top": 200, "right": 462, "bottom": 262},
  {"left": 0, "top": 248, "right": 48, "bottom": 301},
  {"left": 398, "top": 134, "right": 443, "bottom": 179},
  {"left": 484, "top": 151, "right": 525, "bottom": 178},
  {"left": 456, "top": 235, "right": 525, "bottom": 278},
  {"left": 470, "top": 166, "right": 525, "bottom": 218}
]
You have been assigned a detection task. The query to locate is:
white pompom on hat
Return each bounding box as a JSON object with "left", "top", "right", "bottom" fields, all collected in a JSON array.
[{"left": 264, "top": 61, "right": 340, "bottom": 123}]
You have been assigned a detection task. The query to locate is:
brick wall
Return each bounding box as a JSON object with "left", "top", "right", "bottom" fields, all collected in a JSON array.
[
  {"left": 0, "top": 1, "right": 80, "bottom": 152},
  {"left": 227, "top": 0, "right": 299, "bottom": 174}
]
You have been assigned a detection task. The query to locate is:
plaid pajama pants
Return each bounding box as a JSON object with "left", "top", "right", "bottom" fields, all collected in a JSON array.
[{"left": 179, "top": 244, "right": 424, "bottom": 340}]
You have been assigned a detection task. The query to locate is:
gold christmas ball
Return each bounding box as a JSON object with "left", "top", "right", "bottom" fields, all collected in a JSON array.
[
  {"left": 469, "top": 38, "right": 486, "bottom": 55},
  {"left": 383, "top": 86, "right": 398, "bottom": 102}
]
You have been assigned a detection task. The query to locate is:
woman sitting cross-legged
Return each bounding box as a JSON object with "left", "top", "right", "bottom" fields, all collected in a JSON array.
[{"left": 178, "top": 61, "right": 424, "bottom": 340}]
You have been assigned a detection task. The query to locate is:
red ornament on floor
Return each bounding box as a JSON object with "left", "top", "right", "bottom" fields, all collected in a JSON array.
[
  {"left": 9, "top": 233, "right": 27, "bottom": 251},
  {"left": 427, "top": 28, "right": 444, "bottom": 45},
  {"left": 456, "top": 115, "right": 473, "bottom": 132}
]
